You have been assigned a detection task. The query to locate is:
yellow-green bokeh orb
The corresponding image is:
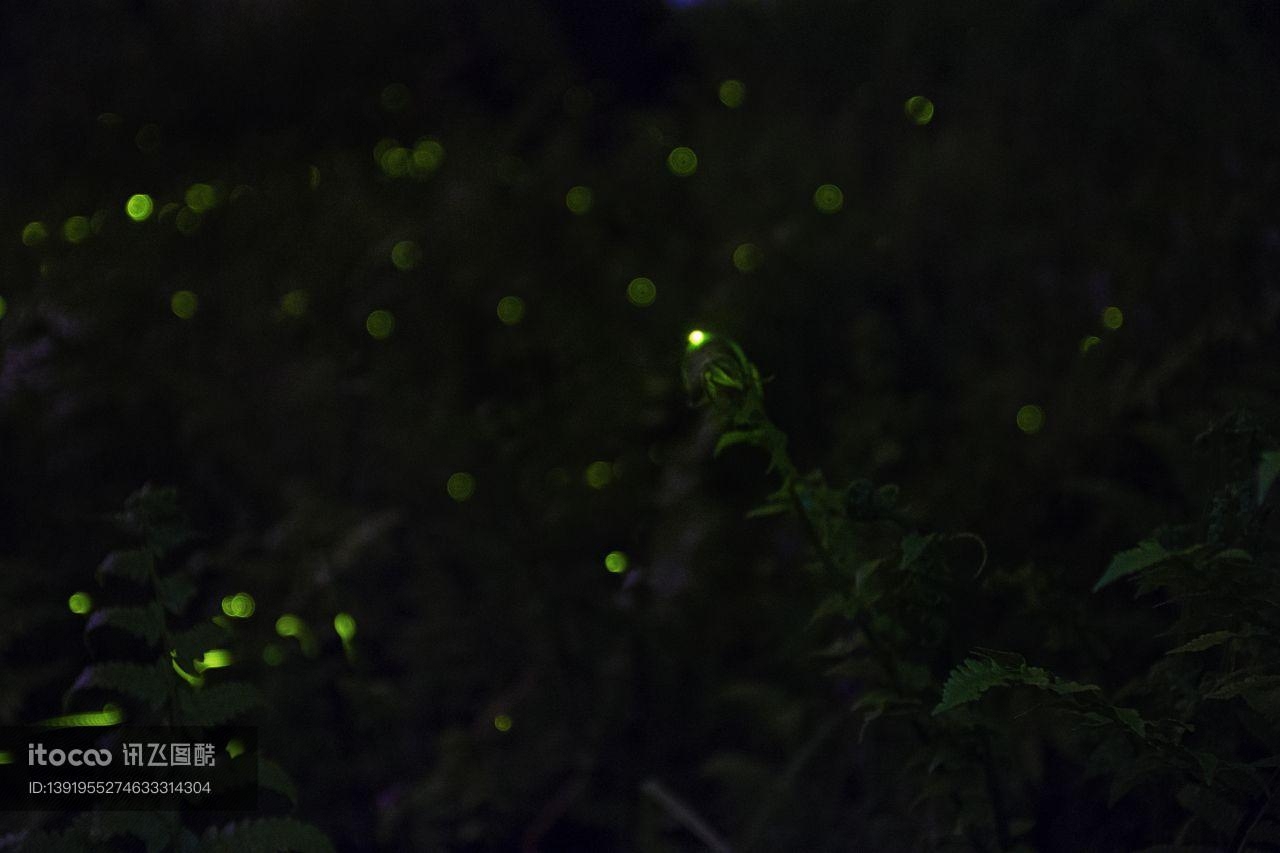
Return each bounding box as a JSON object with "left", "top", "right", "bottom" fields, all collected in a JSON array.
[
  {"left": 627, "top": 277, "right": 656, "bottom": 307},
  {"left": 604, "top": 551, "right": 628, "bottom": 574},
  {"left": 813, "top": 184, "right": 844, "bottom": 213},
  {"left": 391, "top": 240, "right": 421, "bottom": 271},
  {"left": 732, "top": 242, "right": 763, "bottom": 272},
  {"left": 379, "top": 146, "right": 410, "bottom": 178},
  {"left": 493, "top": 714, "right": 513, "bottom": 732},
  {"left": 687, "top": 329, "right": 707, "bottom": 348},
  {"left": 334, "top": 612, "right": 357, "bottom": 642},
  {"left": 1079, "top": 335, "right": 1101, "bottom": 354},
  {"left": 366, "top": 309, "right": 395, "bottom": 339},
  {"left": 171, "top": 290, "right": 198, "bottom": 319},
  {"left": 666, "top": 146, "right": 698, "bottom": 177},
  {"left": 411, "top": 139, "right": 444, "bottom": 176},
  {"left": 221, "top": 592, "right": 256, "bottom": 619},
  {"left": 185, "top": 183, "right": 217, "bottom": 213},
  {"left": 1016, "top": 404, "right": 1045, "bottom": 435},
  {"left": 585, "top": 461, "right": 613, "bottom": 489},
  {"left": 497, "top": 296, "right": 525, "bottom": 325},
  {"left": 275, "top": 614, "right": 303, "bottom": 637},
  {"left": 280, "top": 290, "right": 309, "bottom": 317},
  {"left": 1102, "top": 306, "right": 1124, "bottom": 330},
  {"left": 905, "top": 96, "right": 935, "bottom": 125},
  {"left": 447, "top": 472, "right": 476, "bottom": 502},
  {"left": 718, "top": 79, "right": 746, "bottom": 108},
  {"left": 125, "top": 194, "right": 154, "bottom": 222},
  {"left": 21, "top": 221, "right": 49, "bottom": 247},
  {"left": 68, "top": 592, "right": 93, "bottom": 615},
  {"left": 565, "top": 185, "right": 594, "bottom": 215},
  {"left": 63, "top": 216, "right": 91, "bottom": 244}
]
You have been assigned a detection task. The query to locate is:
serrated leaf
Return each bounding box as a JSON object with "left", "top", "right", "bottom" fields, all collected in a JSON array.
[
  {"left": 1259, "top": 451, "right": 1280, "bottom": 506},
  {"left": 1166, "top": 630, "right": 1237, "bottom": 655},
  {"left": 198, "top": 818, "right": 333, "bottom": 853},
  {"left": 158, "top": 574, "right": 198, "bottom": 614},
  {"left": 1093, "top": 540, "right": 1170, "bottom": 592},
  {"left": 96, "top": 549, "right": 154, "bottom": 584},
  {"left": 85, "top": 603, "right": 166, "bottom": 646},
  {"left": 176, "top": 682, "right": 262, "bottom": 726},
  {"left": 67, "top": 661, "right": 170, "bottom": 710},
  {"left": 934, "top": 653, "right": 1101, "bottom": 715}
]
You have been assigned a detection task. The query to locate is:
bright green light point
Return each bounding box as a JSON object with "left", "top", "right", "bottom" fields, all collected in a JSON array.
[
  {"left": 904, "top": 95, "right": 935, "bottom": 125},
  {"left": 276, "top": 614, "right": 303, "bottom": 637},
  {"left": 494, "top": 714, "right": 513, "bottom": 732},
  {"left": 63, "top": 216, "right": 91, "bottom": 244},
  {"left": 667, "top": 146, "right": 698, "bottom": 177},
  {"left": 334, "top": 612, "right": 357, "bottom": 642},
  {"left": 125, "top": 194, "right": 154, "bottom": 222},
  {"left": 171, "top": 290, "right": 198, "bottom": 319},
  {"left": 687, "top": 329, "right": 708, "bottom": 348},
  {"left": 68, "top": 592, "right": 93, "bottom": 615},
  {"left": 221, "top": 592, "right": 256, "bottom": 618},
  {"left": 627, "top": 277, "right": 656, "bottom": 307},
  {"left": 391, "top": 240, "right": 421, "bottom": 271},
  {"left": 1016, "top": 405, "right": 1045, "bottom": 435},
  {"left": 718, "top": 79, "right": 746, "bottom": 108},
  {"left": 813, "top": 184, "right": 844, "bottom": 213},
  {"left": 21, "top": 221, "right": 49, "bottom": 247},
  {"left": 565, "top": 185, "right": 594, "bottom": 215},
  {"left": 1102, "top": 306, "right": 1124, "bottom": 331},
  {"left": 447, "top": 472, "right": 476, "bottom": 502},
  {"left": 497, "top": 296, "right": 525, "bottom": 325},
  {"left": 604, "top": 551, "right": 629, "bottom": 574},
  {"left": 366, "top": 309, "right": 395, "bottom": 339},
  {"left": 195, "top": 649, "right": 233, "bottom": 672},
  {"left": 226, "top": 738, "right": 246, "bottom": 758}
]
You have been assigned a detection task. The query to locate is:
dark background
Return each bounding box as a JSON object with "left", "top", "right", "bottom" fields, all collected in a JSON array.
[{"left": 1, "top": 0, "right": 1279, "bottom": 849}]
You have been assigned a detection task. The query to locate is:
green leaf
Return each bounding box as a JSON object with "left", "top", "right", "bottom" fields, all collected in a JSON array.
[
  {"left": 176, "top": 682, "right": 262, "bottom": 726},
  {"left": 96, "top": 549, "right": 154, "bottom": 584},
  {"left": 898, "top": 533, "right": 935, "bottom": 572},
  {"left": 1093, "top": 540, "right": 1170, "bottom": 592},
  {"left": 85, "top": 603, "right": 166, "bottom": 646},
  {"left": 67, "top": 661, "right": 170, "bottom": 710},
  {"left": 1259, "top": 450, "right": 1280, "bottom": 506},
  {"left": 1166, "top": 630, "right": 1237, "bottom": 655},
  {"left": 933, "top": 653, "right": 1100, "bottom": 715},
  {"left": 198, "top": 818, "right": 334, "bottom": 853}
]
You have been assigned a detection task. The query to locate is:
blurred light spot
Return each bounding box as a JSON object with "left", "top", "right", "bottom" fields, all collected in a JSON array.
[
  {"left": 366, "top": 309, "right": 395, "bottom": 339},
  {"left": 0, "top": 296, "right": 7, "bottom": 320},
  {"left": 125, "top": 194, "right": 154, "bottom": 222},
  {"left": 334, "top": 612, "right": 357, "bottom": 642},
  {"left": 904, "top": 96, "right": 935, "bottom": 125},
  {"left": 391, "top": 240, "right": 421, "bottom": 271},
  {"left": 175, "top": 207, "right": 201, "bottom": 235},
  {"left": 813, "top": 184, "right": 844, "bottom": 213},
  {"left": 565, "top": 185, "right": 593, "bottom": 215},
  {"left": 185, "top": 183, "right": 218, "bottom": 213},
  {"left": 97, "top": 112, "right": 123, "bottom": 128},
  {"left": 280, "top": 290, "right": 309, "bottom": 317},
  {"left": 221, "top": 592, "right": 256, "bottom": 619},
  {"left": 1016, "top": 404, "right": 1045, "bottom": 434},
  {"left": 63, "top": 216, "right": 91, "bottom": 244},
  {"left": 493, "top": 714, "right": 513, "bottom": 732},
  {"left": 1079, "top": 335, "right": 1101, "bottom": 354},
  {"left": 585, "top": 461, "right": 613, "bottom": 489},
  {"left": 380, "top": 146, "right": 410, "bottom": 178},
  {"left": 687, "top": 329, "right": 707, "bottom": 348},
  {"left": 1102, "top": 306, "right": 1124, "bottom": 330},
  {"left": 0, "top": 752, "right": 11, "bottom": 765},
  {"left": 627, "top": 277, "right": 657, "bottom": 307},
  {"left": 21, "top": 221, "right": 48, "bottom": 247},
  {"left": 195, "top": 649, "right": 233, "bottom": 673},
  {"left": 497, "top": 295, "right": 525, "bottom": 325},
  {"left": 411, "top": 138, "right": 445, "bottom": 177},
  {"left": 666, "top": 146, "right": 698, "bottom": 177},
  {"left": 68, "top": 592, "right": 93, "bottom": 615},
  {"left": 135, "top": 123, "right": 161, "bottom": 153},
  {"left": 718, "top": 79, "right": 746, "bottom": 108},
  {"left": 380, "top": 83, "right": 411, "bottom": 113},
  {"left": 38, "top": 704, "right": 123, "bottom": 728},
  {"left": 171, "top": 290, "right": 198, "bottom": 319},
  {"left": 604, "top": 550, "right": 628, "bottom": 573},
  {"left": 275, "top": 614, "right": 303, "bottom": 637},
  {"left": 309, "top": 166, "right": 321, "bottom": 190},
  {"left": 373, "top": 138, "right": 398, "bottom": 164},
  {"left": 447, "top": 472, "right": 476, "bottom": 501},
  {"left": 225, "top": 738, "right": 246, "bottom": 758},
  {"left": 732, "top": 242, "right": 763, "bottom": 272},
  {"left": 263, "top": 644, "right": 285, "bottom": 666}
]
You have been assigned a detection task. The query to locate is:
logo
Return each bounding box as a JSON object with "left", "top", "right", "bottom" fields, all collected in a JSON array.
[{"left": 27, "top": 744, "right": 112, "bottom": 767}]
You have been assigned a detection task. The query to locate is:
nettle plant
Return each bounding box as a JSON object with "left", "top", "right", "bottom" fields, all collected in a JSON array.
[
  {"left": 684, "top": 334, "right": 1280, "bottom": 851},
  {"left": 3, "top": 486, "right": 332, "bottom": 853}
]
